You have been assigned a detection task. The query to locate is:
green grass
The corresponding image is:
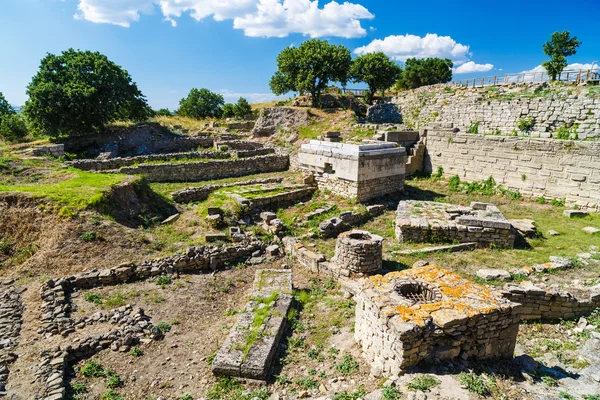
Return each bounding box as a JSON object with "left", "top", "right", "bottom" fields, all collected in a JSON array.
[
  {"left": 0, "top": 167, "right": 129, "bottom": 210},
  {"left": 459, "top": 373, "right": 490, "bottom": 395},
  {"left": 336, "top": 354, "right": 359, "bottom": 375},
  {"left": 407, "top": 375, "right": 440, "bottom": 392},
  {"left": 207, "top": 376, "right": 270, "bottom": 400},
  {"left": 80, "top": 361, "right": 106, "bottom": 377},
  {"left": 233, "top": 292, "right": 279, "bottom": 360}
]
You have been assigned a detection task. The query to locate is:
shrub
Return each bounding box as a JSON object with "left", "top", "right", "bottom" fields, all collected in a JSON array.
[
  {"left": 467, "top": 121, "right": 480, "bottom": 134},
  {"left": 381, "top": 385, "right": 402, "bottom": 399},
  {"left": 336, "top": 354, "right": 359, "bottom": 375},
  {"left": 156, "top": 274, "right": 171, "bottom": 287},
  {"left": 459, "top": 373, "right": 490, "bottom": 395},
  {"left": 84, "top": 292, "right": 102, "bottom": 305},
  {"left": 105, "top": 373, "right": 122, "bottom": 389},
  {"left": 294, "top": 377, "right": 319, "bottom": 390},
  {"left": 407, "top": 375, "right": 440, "bottom": 392},
  {"left": 101, "top": 390, "right": 124, "bottom": 400},
  {"left": 155, "top": 321, "right": 172, "bottom": 334},
  {"left": 80, "top": 231, "right": 98, "bottom": 242},
  {"left": 448, "top": 175, "right": 461, "bottom": 191},
  {"left": 234, "top": 97, "right": 252, "bottom": 119},
  {"left": 221, "top": 103, "right": 236, "bottom": 118},
  {"left": 517, "top": 117, "right": 535, "bottom": 132},
  {"left": 80, "top": 361, "right": 105, "bottom": 377},
  {"left": 0, "top": 114, "right": 28, "bottom": 142},
  {"left": 71, "top": 382, "right": 87, "bottom": 394},
  {"left": 130, "top": 346, "right": 143, "bottom": 357},
  {"left": 177, "top": 88, "right": 224, "bottom": 119}
]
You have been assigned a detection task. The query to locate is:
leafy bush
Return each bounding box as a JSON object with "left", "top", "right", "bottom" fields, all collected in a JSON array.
[
  {"left": 105, "top": 373, "right": 122, "bottom": 389},
  {"left": 80, "top": 361, "right": 106, "bottom": 377},
  {"left": 156, "top": 274, "right": 171, "bottom": 287},
  {"left": 459, "top": 373, "right": 490, "bottom": 395},
  {"left": 0, "top": 114, "right": 28, "bottom": 142},
  {"left": 130, "top": 346, "right": 143, "bottom": 357},
  {"left": 381, "top": 385, "right": 402, "bottom": 399},
  {"left": 24, "top": 49, "right": 148, "bottom": 138},
  {"left": 407, "top": 375, "right": 440, "bottom": 392},
  {"left": 467, "top": 121, "right": 480, "bottom": 134},
  {"left": 155, "top": 321, "right": 172, "bottom": 334},
  {"left": 234, "top": 97, "right": 252, "bottom": 119},
  {"left": 80, "top": 231, "right": 98, "bottom": 242},
  {"left": 336, "top": 354, "right": 359, "bottom": 375},
  {"left": 221, "top": 103, "right": 236, "bottom": 118},
  {"left": 518, "top": 117, "right": 535, "bottom": 132},
  {"left": 294, "top": 377, "right": 319, "bottom": 390},
  {"left": 448, "top": 175, "right": 461, "bottom": 191},
  {"left": 84, "top": 292, "right": 102, "bottom": 305},
  {"left": 101, "top": 390, "right": 124, "bottom": 400}
]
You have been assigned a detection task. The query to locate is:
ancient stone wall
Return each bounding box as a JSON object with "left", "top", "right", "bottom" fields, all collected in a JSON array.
[
  {"left": 501, "top": 282, "right": 600, "bottom": 320},
  {"left": 331, "top": 231, "right": 383, "bottom": 274},
  {"left": 230, "top": 186, "right": 316, "bottom": 209},
  {"left": 392, "top": 83, "right": 600, "bottom": 139},
  {"left": 30, "top": 144, "right": 65, "bottom": 158},
  {"left": 117, "top": 153, "right": 289, "bottom": 182},
  {"left": 0, "top": 282, "right": 23, "bottom": 396},
  {"left": 171, "top": 177, "right": 284, "bottom": 203},
  {"left": 424, "top": 126, "right": 600, "bottom": 210}
]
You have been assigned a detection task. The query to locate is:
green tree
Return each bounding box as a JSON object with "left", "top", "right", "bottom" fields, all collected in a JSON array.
[
  {"left": 177, "top": 88, "right": 224, "bottom": 119},
  {"left": 234, "top": 97, "right": 252, "bottom": 119},
  {"left": 221, "top": 103, "right": 236, "bottom": 118},
  {"left": 396, "top": 58, "right": 453, "bottom": 90},
  {"left": 24, "top": 49, "right": 148, "bottom": 138},
  {"left": 0, "top": 92, "right": 15, "bottom": 117},
  {"left": 0, "top": 92, "right": 27, "bottom": 142},
  {"left": 153, "top": 108, "right": 172, "bottom": 117},
  {"left": 542, "top": 31, "right": 582, "bottom": 81},
  {"left": 270, "top": 39, "right": 352, "bottom": 107},
  {"left": 350, "top": 52, "right": 402, "bottom": 104}
]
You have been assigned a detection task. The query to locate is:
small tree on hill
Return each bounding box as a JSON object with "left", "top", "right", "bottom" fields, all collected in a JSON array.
[
  {"left": 153, "top": 108, "right": 172, "bottom": 117},
  {"left": 234, "top": 97, "right": 252, "bottom": 119},
  {"left": 24, "top": 49, "right": 149, "bottom": 138},
  {"left": 396, "top": 58, "right": 453, "bottom": 90},
  {"left": 350, "top": 52, "right": 402, "bottom": 104},
  {"left": 270, "top": 39, "right": 352, "bottom": 107},
  {"left": 177, "top": 88, "right": 224, "bottom": 119},
  {"left": 542, "top": 31, "right": 581, "bottom": 81},
  {"left": 0, "top": 92, "right": 27, "bottom": 142},
  {"left": 221, "top": 103, "right": 236, "bottom": 118}
]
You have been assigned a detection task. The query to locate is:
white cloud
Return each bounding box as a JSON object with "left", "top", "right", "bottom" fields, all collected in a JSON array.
[
  {"left": 73, "top": 0, "right": 374, "bottom": 38},
  {"left": 220, "top": 89, "right": 286, "bottom": 103},
  {"left": 353, "top": 33, "right": 471, "bottom": 63},
  {"left": 453, "top": 61, "right": 494, "bottom": 74},
  {"left": 522, "top": 63, "right": 597, "bottom": 74}
]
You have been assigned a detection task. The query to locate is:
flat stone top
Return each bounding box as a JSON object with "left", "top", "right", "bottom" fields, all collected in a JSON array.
[
  {"left": 338, "top": 230, "right": 384, "bottom": 243},
  {"left": 360, "top": 265, "right": 516, "bottom": 331},
  {"left": 396, "top": 200, "right": 511, "bottom": 230},
  {"left": 301, "top": 140, "right": 406, "bottom": 157},
  {"left": 253, "top": 269, "right": 293, "bottom": 297}
]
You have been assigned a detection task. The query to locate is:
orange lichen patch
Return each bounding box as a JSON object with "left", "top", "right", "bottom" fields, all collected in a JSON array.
[
  {"left": 522, "top": 266, "right": 533, "bottom": 273},
  {"left": 363, "top": 265, "right": 509, "bottom": 326}
]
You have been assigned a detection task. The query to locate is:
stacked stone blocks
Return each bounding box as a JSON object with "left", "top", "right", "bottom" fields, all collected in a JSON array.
[{"left": 332, "top": 230, "right": 383, "bottom": 274}]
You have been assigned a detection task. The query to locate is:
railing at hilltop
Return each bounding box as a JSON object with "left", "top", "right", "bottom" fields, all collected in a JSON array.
[{"left": 452, "top": 68, "right": 600, "bottom": 88}]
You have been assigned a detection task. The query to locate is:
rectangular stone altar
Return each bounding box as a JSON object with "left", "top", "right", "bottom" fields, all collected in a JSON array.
[{"left": 211, "top": 269, "right": 293, "bottom": 380}]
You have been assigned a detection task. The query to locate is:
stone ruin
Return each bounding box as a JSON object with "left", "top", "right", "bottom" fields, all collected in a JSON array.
[
  {"left": 331, "top": 230, "right": 383, "bottom": 274},
  {"left": 212, "top": 269, "right": 293, "bottom": 381},
  {"left": 353, "top": 264, "right": 521, "bottom": 376},
  {"left": 395, "top": 200, "right": 516, "bottom": 248},
  {"left": 298, "top": 140, "right": 406, "bottom": 202}
]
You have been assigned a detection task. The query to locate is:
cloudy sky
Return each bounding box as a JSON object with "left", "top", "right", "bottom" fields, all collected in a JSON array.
[{"left": 1, "top": 0, "right": 598, "bottom": 109}]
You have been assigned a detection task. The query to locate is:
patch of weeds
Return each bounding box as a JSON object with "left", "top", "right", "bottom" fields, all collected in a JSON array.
[
  {"left": 130, "top": 346, "right": 143, "bottom": 357},
  {"left": 559, "top": 392, "right": 576, "bottom": 400},
  {"left": 407, "top": 375, "right": 440, "bottom": 392},
  {"left": 295, "top": 377, "right": 319, "bottom": 390},
  {"left": 80, "top": 361, "right": 106, "bottom": 377},
  {"left": 84, "top": 292, "right": 103, "bottom": 305},
  {"left": 275, "top": 374, "right": 292, "bottom": 385},
  {"left": 178, "top": 394, "right": 193, "bottom": 400},
  {"left": 583, "top": 395, "right": 600, "bottom": 400},
  {"left": 381, "top": 385, "right": 402, "bottom": 399},
  {"left": 105, "top": 373, "right": 122, "bottom": 389},
  {"left": 550, "top": 198, "right": 566, "bottom": 207},
  {"left": 80, "top": 231, "right": 99, "bottom": 242},
  {"left": 103, "top": 292, "right": 126, "bottom": 309},
  {"left": 518, "top": 117, "right": 535, "bottom": 132},
  {"left": 307, "top": 347, "right": 321, "bottom": 360},
  {"left": 156, "top": 274, "right": 171, "bottom": 287},
  {"left": 71, "top": 382, "right": 87, "bottom": 396},
  {"left": 220, "top": 279, "right": 234, "bottom": 293},
  {"left": 587, "top": 308, "right": 600, "bottom": 327},
  {"left": 207, "top": 353, "right": 216, "bottom": 365},
  {"left": 155, "top": 321, "right": 172, "bottom": 334},
  {"left": 459, "top": 372, "right": 490, "bottom": 396},
  {"left": 207, "top": 376, "right": 270, "bottom": 400},
  {"left": 332, "top": 385, "right": 366, "bottom": 400},
  {"left": 224, "top": 308, "right": 240, "bottom": 316},
  {"left": 328, "top": 346, "right": 340, "bottom": 359},
  {"left": 467, "top": 121, "right": 480, "bottom": 134},
  {"left": 536, "top": 196, "right": 546, "bottom": 204},
  {"left": 541, "top": 375, "right": 557, "bottom": 387},
  {"left": 101, "top": 390, "right": 124, "bottom": 400},
  {"left": 336, "top": 354, "right": 359, "bottom": 375}
]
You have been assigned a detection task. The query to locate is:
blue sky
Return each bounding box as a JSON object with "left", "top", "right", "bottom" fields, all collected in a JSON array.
[{"left": 1, "top": 0, "right": 598, "bottom": 109}]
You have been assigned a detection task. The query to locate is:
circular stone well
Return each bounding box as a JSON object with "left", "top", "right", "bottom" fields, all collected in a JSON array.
[
  {"left": 332, "top": 230, "right": 383, "bottom": 274},
  {"left": 394, "top": 280, "right": 442, "bottom": 304}
]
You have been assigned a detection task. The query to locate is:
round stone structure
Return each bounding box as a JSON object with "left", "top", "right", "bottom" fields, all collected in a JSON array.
[{"left": 331, "top": 230, "right": 383, "bottom": 274}]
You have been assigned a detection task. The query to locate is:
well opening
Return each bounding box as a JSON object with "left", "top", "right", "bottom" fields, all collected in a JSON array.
[
  {"left": 394, "top": 280, "right": 442, "bottom": 304},
  {"left": 348, "top": 232, "right": 371, "bottom": 241}
]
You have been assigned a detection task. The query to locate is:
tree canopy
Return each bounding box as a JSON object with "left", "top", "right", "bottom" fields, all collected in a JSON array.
[
  {"left": 350, "top": 52, "right": 402, "bottom": 103},
  {"left": 234, "top": 97, "right": 252, "bottom": 119},
  {"left": 270, "top": 39, "right": 352, "bottom": 106},
  {"left": 542, "top": 31, "right": 582, "bottom": 81},
  {"left": 396, "top": 58, "right": 453, "bottom": 90},
  {"left": 0, "top": 92, "right": 15, "bottom": 117},
  {"left": 24, "top": 48, "right": 148, "bottom": 138},
  {"left": 0, "top": 92, "right": 27, "bottom": 142},
  {"left": 177, "top": 88, "right": 224, "bottom": 119}
]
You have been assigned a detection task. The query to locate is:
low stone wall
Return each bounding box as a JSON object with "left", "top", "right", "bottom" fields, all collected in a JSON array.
[
  {"left": 331, "top": 231, "right": 383, "bottom": 274},
  {"left": 67, "top": 150, "right": 230, "bottom": 171},
  {"left": 395, "top": 201, "right": 516, "bottom": 248},
  {"left": 424, "top": 125, "right": 600, "bottom": 210},
  {"left": 171, "top": 177, "right": 284, "bottom": 203},
  {"left": 0, "top": 282, "right": 23, "bottom": 396},
  {"left": 117, "top": 153, "right": 289, "bottom": 182},
  {"left": 354, "top": 266, "right": 521, "bottom": 376},
  {"left": 217, "top": 140, "right": 265, "bottom": 151},
  {"left": 232, "top": 186, "right": 316, "bottom": 209},
  {"left": 501, "top": 282, "right": 600, "bottom": 320},
  {"left": 315, "top": 174, "right": 405, "bottom": 203},
  {"left": 319, "top": 204, "right": 388, "bottom": 238},
  {"left": 212, "top": 269, "right": 293, "bottom": 380},
  {"left": 29, "top": 144, "right": 65, "bottom": 158},
  {"left": 237, "top": 148, "right": 275, "bottom": 158}
]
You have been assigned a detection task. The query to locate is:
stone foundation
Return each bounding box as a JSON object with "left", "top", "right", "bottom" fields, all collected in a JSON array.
[
  {"left": 212, "top": 269, "right": 293, "bottom": 380},
  {"left": 171, "top": 177, "right": 284, "bottom": 203},
  {"left": 395, "top": 200, "right": 516, "bottom": 248},
  {"left": 354, "top": 265, "right": 520, "bottom": 376},
  {"left": 331, "top": 230, "right": 383, "bottom": 274}
]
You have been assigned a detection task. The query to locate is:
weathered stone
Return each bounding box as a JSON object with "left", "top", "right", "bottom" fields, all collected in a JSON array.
[
  {"left": 563, "top": 209, "right": 589, "bottom": 218},
  {"left": 476, "top": 268, "right": 511, "bottom": 281},
  {"left": 583, "top": 227, "right": 599, "bottom": 234}
]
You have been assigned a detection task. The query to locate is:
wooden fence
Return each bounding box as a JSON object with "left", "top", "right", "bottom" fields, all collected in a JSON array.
[{"left": 452, "top": 68, "right": 600, "bottom": 88}]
